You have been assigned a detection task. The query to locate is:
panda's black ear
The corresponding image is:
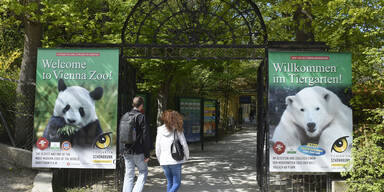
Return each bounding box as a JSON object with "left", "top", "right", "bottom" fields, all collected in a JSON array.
[
  {"left": 285, "top": 96, "right": 294, "bottom": 105},
  {"left": 324, "top": 93, "right": 329, "bottom": 101},
  {"left": 90, "top": 87, "right": 103, "bottom": 100},
  {"left": 58, "top": 79, "right": 67, "bottom": 92}
]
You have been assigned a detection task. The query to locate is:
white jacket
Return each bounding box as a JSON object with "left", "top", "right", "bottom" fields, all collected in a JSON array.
[{"left": 156, "top": 125, "right": 189, "bottom": 165}]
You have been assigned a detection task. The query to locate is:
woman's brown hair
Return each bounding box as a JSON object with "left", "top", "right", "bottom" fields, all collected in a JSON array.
[{"left": 161, "top": 110, "right": 184, "bottom": 132}]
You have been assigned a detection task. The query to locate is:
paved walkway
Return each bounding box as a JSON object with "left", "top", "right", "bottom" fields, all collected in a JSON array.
[
  {"left": 0, "top": 167, "right": 36, "bottom": 192},
  {"left": 144, "top": 126, "right": 258, "bottom": 192}
]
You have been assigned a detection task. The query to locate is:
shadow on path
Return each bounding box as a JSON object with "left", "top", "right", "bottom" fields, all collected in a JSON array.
[{"left": 144, "top": 127, "right": 258, "bottom": 192}]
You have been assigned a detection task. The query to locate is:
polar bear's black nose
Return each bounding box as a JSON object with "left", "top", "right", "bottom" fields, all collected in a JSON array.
[{"left": 307, "top": 122, "right": 316, "bottom": 132}]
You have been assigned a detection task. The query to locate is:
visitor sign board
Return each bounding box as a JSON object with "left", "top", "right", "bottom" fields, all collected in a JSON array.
[
  {"left": 32, "top": 49, "right": 119, "bottom": 169},
  {"left": 203, "top": 100, "right": 217, "bottom": 137},
  {"left": 179, "top": 98, "right": 202, "bottom": 142},
  {"left": 268, "top": 51, "right": 352, "bottom": 172}
]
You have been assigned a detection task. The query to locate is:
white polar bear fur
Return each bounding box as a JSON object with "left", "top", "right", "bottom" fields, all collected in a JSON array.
[{"left": 272, "top": 86, "right": 352, "bottom": 147}]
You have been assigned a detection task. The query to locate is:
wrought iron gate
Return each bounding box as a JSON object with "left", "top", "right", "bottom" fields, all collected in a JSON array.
[
  {"left": 60, "top": 0, "right": 269, "bottom": 191},
  {"left": 57, "top": 1, "right": 331, "bottom": 192}
]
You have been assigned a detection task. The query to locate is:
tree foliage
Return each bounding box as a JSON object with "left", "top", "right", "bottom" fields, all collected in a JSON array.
[
  {"left": 0, "top": 0, "right": 383, "bottom": 187},
  {"left": 0, "top": 0, "right": 134, "bottom": 145},
  {"left": 40, "top": 0, "right": 134, "bottom": 46}
]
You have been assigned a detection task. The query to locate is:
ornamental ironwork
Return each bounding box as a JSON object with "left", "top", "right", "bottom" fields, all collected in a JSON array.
[{"left": 120, "top": 0, "right": 267, "bottom": 60}]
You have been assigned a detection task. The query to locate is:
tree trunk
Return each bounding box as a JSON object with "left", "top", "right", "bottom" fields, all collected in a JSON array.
[
  {"left": 156, "top": 75, "right": 173, "bottom": 126},
  {"left": 120, "top": 61, "right": 137, "bottom": 114},
  {"left": 156, "top": 92, "right": 166, "bottom": 127},
  {"left": 15, "top": 0, "right": 42, "bottom": 148},
  {"left": 293, "top": 4, "right": 314, "bottom": 42}
]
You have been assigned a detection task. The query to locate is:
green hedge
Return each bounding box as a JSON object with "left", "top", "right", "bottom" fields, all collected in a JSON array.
[{"left": 0, "top": 71, "right": 18, "bottom": 143}]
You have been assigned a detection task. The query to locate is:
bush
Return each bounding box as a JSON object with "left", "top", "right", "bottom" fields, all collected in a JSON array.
[
  {"left": 342, "top": 110, "right": 384, "bottom": 192},
  {"left": 0, "top": 73, "right": 18, "bottom": 143},
  {"left": 0, "top": 50, "right": 20, "bottom": 143}
]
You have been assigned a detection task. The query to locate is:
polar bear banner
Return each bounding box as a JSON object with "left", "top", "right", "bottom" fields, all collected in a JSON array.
[{"left": 271, "top": 86, "right": 352, "bottom": 149}]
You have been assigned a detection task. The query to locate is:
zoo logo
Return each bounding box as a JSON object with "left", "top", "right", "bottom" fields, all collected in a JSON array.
[
  {"left": 50, "top": 142, "right": 60, "bottom": 150},
  {"left": 95, "top": 132, "right": 112, "bottom": 149},
  {"left": 61, "top": 141, "right": 72, "bottom": 151},
  {"left": 331, "top": 136, "right": 349, "bottom": 153},
  {"left": 36, "top": 137, "right": 49, "bottom": 150},
  {"left": 273, "top": 141, "right": 286, "bottom": 155}
]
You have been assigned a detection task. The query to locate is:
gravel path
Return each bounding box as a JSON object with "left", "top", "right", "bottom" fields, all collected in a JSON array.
[{"left": 0, "top": 167, "right": 37, "bottom": 192}]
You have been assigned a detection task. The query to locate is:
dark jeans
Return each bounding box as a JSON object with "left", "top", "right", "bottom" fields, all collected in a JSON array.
[{"left": 162, "top": 164, "right": 182, "bottom": 192}]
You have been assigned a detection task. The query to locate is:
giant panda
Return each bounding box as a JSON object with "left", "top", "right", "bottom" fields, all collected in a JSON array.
[{"left": 43, "top": 79, "right": 110, "bottom": 149}]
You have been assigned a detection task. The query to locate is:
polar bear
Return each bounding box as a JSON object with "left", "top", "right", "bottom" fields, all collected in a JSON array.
[{"left": 271, "top": 86, "right": 352, "bottom": 147}]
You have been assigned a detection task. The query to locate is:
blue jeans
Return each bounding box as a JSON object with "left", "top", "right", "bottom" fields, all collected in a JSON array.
[
  {"left": 123, "top": 154, "right": 148, "bottom": 192},
  {"left": 162, "top": 164, "right": 182, "bottom": 192}
]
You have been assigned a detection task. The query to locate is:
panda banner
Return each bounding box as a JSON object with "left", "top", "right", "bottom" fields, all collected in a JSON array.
[
  {"left": 268, "top": 51, "right": 352, "bottom": 172},
  {"left": 32, "top": 49, "right": 119, "bottom": 169}
]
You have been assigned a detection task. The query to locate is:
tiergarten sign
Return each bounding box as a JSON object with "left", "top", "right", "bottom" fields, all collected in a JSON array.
[{"left": 268, "top": 51, "right": 353, "bottom": 173}]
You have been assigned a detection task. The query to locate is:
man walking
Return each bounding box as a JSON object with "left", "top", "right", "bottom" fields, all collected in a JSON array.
[{"left": 120, "top": 96, "right": 152, "bottom": 192}]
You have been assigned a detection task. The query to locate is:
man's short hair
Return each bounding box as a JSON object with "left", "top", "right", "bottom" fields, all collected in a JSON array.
[{"left": 132, "top": 96, "right": 144, "bottom": 108}]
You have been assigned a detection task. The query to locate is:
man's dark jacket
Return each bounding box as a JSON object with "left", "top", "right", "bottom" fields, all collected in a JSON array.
[{"left": 119, "top": 109, "right": 152, "bottom": 158}]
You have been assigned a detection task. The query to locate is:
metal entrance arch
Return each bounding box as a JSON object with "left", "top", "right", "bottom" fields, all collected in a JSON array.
[
  {"left": 60, "top": 0, "right": 270, "bottom": 191},
  {"left": 118, "top": 0, "right": 269, "bottom": 191}
]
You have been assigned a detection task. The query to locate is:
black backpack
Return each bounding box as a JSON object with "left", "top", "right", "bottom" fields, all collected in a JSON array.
[
  {"left": 119, "top": 112, "right": 139, "bottom": 144},
  {"left": 171, "top": 131, "right": 184, "bottom": 161}
]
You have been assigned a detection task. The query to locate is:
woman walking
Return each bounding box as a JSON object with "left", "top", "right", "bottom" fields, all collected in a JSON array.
[{"left": 156, "top": 110, "right": 189, "bottom": 192}]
